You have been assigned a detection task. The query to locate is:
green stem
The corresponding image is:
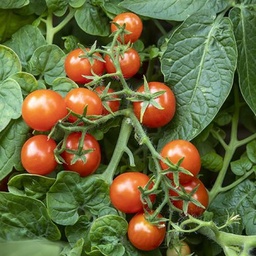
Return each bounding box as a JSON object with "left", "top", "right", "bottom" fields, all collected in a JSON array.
[{"left": 101, "top": 117, "right": 133, "bottom": 184}]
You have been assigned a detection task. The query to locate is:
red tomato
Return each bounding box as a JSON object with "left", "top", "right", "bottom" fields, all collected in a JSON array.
[
  {"left": 160, "top": 140, "right": 201, "bottom": 184},
  {"left": 22, "top": 89, "right": 67, "bottom": 131},
  {"left": 133, "top": 82, "right": 176, "bottom": 128},
  {"left": 128, "top": 212, "right": 166, "bottom": 251},
  {"left": 110, "top": 172, "right": 155, "bottom": 213},
  {"left": 94, "top": 86, "right": 120, "bottom": 115},
  {"left": 65, "top": 88, "right": 103, "bottom": 122},
  {"left": 111, "top": 12, "right": 143, "bottom": 43},
  {"left": 104, "top": 47, "right": 140, "bottom": 79},
  {"left": 64, "top": 48, "right": 105, "bottom": 84},
  {"left": 61, "top": 132, "right": 101, "bottom": 177},
  {"left": 166, "top": 241, "right": 191, "bottom": 256},
  {"left": 21, "top": 135, "right": 57, "bottom": 175},
  {"left": 169, "top": 176, "right": 209, "bottom": 216}
]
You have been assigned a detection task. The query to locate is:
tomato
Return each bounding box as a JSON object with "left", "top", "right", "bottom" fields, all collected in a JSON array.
[
  {"left": 21, "top": 135, "right": 57, "bottom": 175},
  {"left": 110, "top": 172, "right": 155, "bottom": 213},
  {"left": 166, "top": 241, "right": 191, "bottom": 256},
  {"left": 22, "top": 89, "right": 67, "bottom": 131},
  {"left": 61, "top": 132, "right": 101, "bottom": 177},
  {"left": 94, "top": 86, "right": 120, "bottom": 115},
  {"left": 169, "top": 176, "right": 209, "bottom": 216},
  {"left": 160, "top": 140, "right": 201, "bottom": 184},
  {"left": 133, "top": 82, "right": 176, "bottom": 128},
  {"left": 111, "top": 12, "right": 143, "bottom": 44},
  {"left": 64, "top": 48, "right": 105, "bottom": 84},
  {"left": 65, "top": 88, "right": 103, "bottom": 122},
  {"left": 128, "top": 212, "right": 166, "bottom": 251},
  {"left": 104, "top": 47, "right": 140, "bottom": 79}
]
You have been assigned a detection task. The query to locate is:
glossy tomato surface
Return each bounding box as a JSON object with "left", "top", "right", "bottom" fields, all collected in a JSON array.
[
  {"left": 65, "top": 88, "right": 103, "bottom": 122},
  {"left": 64, "top": 48, "right": 105, "bottom": 84},
  {"left": 21, "top": 135, "right": 57, "bottom": 175},
  {"left": 61, "top": 132, "right": 101, "bottom": 177},
  {"left": 128, "top": 212, "right": 166, "bottom": 251},
  {"left": 169, "top": 176, "right": 209, "bottom": 216},
  {"left": 133, "top": 82, "right": 176, "bottom": 128},
  {"left": 110, "top": 172, "right": 154, "bottom": 213},
  {"left": 22, "top": 89, "right": 67, "bottom": 131},
  {"left": 94, "top": 86, "right": 120, "bottom": 115},
  {"left": 104, "top": 47, "right": 140, "bottom": 79},
  {"left": 111, "top": 12, "right": 143, "bottom": 43},
  {"left": 160, "top": 139, "right": 201, "bottom": 184}
]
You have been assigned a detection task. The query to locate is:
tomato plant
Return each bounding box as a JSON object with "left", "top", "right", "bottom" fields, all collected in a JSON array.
[
  {"left": 111, "top": 12, "right": 143, "bottom": 44},
  {"left": 133, "top": 81, "right": 176, "bottom": 128},
  {"left": 21, "top": 135, "right": 57, "bottom": 175},
  {"left": 110, "top": 171, "right": 154, "bottom": 213},
  {"left": 64, "top": 48, "right": 105, "bottom": 84},
  {"left": 166, "top": 241, "right": 191, "bottom": 256},
  {"left": 61, "top": 132, "right": 101, "bottom": 177},
  {"left": 64, "top": 87, "right": 103, "bottom": 122},
  {"left": 160, "top": 139, "right": 201, "bottom": 184},
  {"left": 104, "top": 47, "right": 141, "bottom": 79},
  {"left": 22, "top": 89, "right": 67, "bottom": 131},
  {"left": 127, "top": 212, "right": 166, "bottom": 251}
]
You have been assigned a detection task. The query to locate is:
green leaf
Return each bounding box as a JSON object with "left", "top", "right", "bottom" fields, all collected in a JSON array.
[
  {"left": 101, "top": 0, "right": 127, "bottom": 17},
  {"left": 0, "top": 118, "right": 30, "bottom": 180},
  {"left": 0, "top": 0, "right": 29, "bottom": 9},
  {"left": 230, "top": 156, "right": 253, "bottom": 176},
  {"left": 0, "top": 79, "right": 23, "bottom": 132},
  {"left": 45, "top": 0, "right": 69, "bottom": 16},
  {"left": 246, "top": 140, "right": 256, "bottom": 164},
  {"left": 51, "top": 77, "right": 78, "bottom": 97},
  {"left": 69, "top": 0, "right": 86, "bottom": 8},
  {"left": 201, "top": 152, "right": 223, "bottom": 173},
  {"left": 75, "top": 2, "right": 110, "bottom": 36},
  {"left": 209, "top": 180, "right": 256, "bottom": 235},
  {"left": 230, "top": 6, "right": 256, "bottom": 115},
  {"left": 160, "top": 13, "right": 237, "bottom": 143},
  {"left": 89, "top": 215, "right": 128, "bottom": 256},
  {"left": 120, "top": 0, "right": 230, "bottom": 21},
  {"left": 8, "top": 174, "right": 55, "bottom": 200},
  {"left": 4, "top": 25, "right": 46, "bottom": 68},
  {"left": 0, "top": 192, "right": 61, "bottom": 241},
  {"left": 0, "top": 45, "right": 21, "bottom": 81},
  {"left": 46, "top": 171, "right": 110, "bottom": 225},
  {"left": 28, "top": 44, "right": 65, "bottom": 85}
]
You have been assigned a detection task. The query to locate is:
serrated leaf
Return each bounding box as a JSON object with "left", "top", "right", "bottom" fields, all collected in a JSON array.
[
  {"left": 120, "top": 0, "right": 230, "bottom": 21},
  {"left": 160, "top": 13, "right": 237, "bottom": 143},
  {"left": 230, "top": 156, "right": 252, "bottom": 176},
  {"left": 0, "top": 45, "right": 21, "bottom": 81},
  {"left": 45, "top": 0, "right": 69, "bottom": 16},
  {"left": 230, "top": 6, "right": 256, "bottom": 115}
]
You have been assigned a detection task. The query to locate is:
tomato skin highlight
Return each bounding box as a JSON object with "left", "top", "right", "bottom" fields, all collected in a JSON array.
[
  {"left": 133, "top": 82, "right": 176, "bottom": 128},
  {"left": 21, "top": 135, "right": 57, "bottom": 175},
  {"left": 128, "top": 212, "right": 166, "bottom": 251},
  {"left": 104, "top": 47, "right": 141, "bottom": 79},
  {"left": 61, "top": 132, "right": 101, "bottom": 177},
  {"left": 94, "top": 86, "right": 120, "bottom": 115},
  {"left": 110, "top": 172, "right": 154, "bottom": 213},
  {"left": 64, "top": 48, "right": 105, "bottom": 84},
  {"left": 22, "top": 89, "right": 68, "bottom": 131},
  {"left": 160, "top": 139, "right": 201, "bottom": 184},
  {"left": 111, "top": 12, "right": 143, "bottom": 44},
  {"left": 65, "top": 88, "right": 103, "bottom": 122},
  {"left": 169, "top": 176, "right": 209, "bottom": 216}
]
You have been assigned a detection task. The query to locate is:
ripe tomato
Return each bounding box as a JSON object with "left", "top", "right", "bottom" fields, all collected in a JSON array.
[
  {"left": 21, "top": 135, "right": 57, "bottom": 175},
  {"left": 65, "top": 88, "right": 103, "bottom": 122},
  {"left": 169, "top": 176, "right": 209, "bottom": 216},
  {"left": 160, "top": 140, "right": 201, "bottom": 184},
  {"left": 133, "top": 82, "right": 176, "bottom": 128},
  {"left": 104, "top": 47, "right": 140, "bottom": 79},
  {"left": 166, "top": 241, "right": 191, "bottom": 256},
  {"left": 110, "top": 172, "right": 155, "bottom": 213},
  {"left": 128, "top": 212, "right": 166, "bottom": 251},
  {"left": 111, "top": 12, "right": 143, "bottom": 44},
  {"left": 61, "top": 132, "right": 101, "bottom": 177},
  {"left": 22, "top": 89, "right": 67, "bottom": 131},
  {"left": 94, "top": 86, "right": 120, "bottom": 115},
  {"left": 64, "top": 48, "right": 105, "bottom": 84}
]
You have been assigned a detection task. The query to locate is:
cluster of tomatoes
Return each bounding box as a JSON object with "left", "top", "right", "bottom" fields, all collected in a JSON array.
[{"left": 20, "top": 11, "right": 208, "bottom": 254}]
